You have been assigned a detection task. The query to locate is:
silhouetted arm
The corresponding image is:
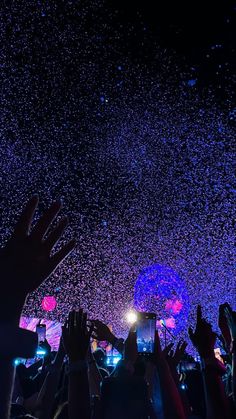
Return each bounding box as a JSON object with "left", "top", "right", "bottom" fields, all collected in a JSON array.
[
  {"left": 0, "top": 196, "right": 75, "bottom": 418},
  {"left": 189, "top": 305, "right": 231, "bottom": 419},
  {"left": 63, "top": 310, "right": 93, "bottom": 419}
]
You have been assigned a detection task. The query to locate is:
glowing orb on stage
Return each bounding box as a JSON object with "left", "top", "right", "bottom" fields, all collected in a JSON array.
[
  {"left": 42, "top": 296, "right": 57, "bottom": 312},
  {"left": 134, "top": 264, "right": 189, "bottom": 334}
]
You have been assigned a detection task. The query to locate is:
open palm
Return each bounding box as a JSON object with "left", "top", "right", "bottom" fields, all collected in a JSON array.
[{"left": 0, "top": 196, "right": 75, "bottom": 322}]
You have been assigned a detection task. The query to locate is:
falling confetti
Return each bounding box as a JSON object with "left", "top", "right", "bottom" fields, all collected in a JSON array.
[{"left": 0, "top": 1, "right": 235, "bottom": 352}]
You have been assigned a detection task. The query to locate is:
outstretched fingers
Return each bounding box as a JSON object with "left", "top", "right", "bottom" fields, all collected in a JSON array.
[
  {"left": 31, "top": 200, "right": 62, "bottom": 240},
  {"left": 80, "top": 310, "right": 87, "bottom": 332},
  {"left": 188, "top": 326, "right": 194, "bottom": 341},
  {"left": 181, "top": 341, "right": 188, "bottom": 352},
  {"left": 176, "top": 341, "right": 182, "bottom": 352},
  {"left": 44, "top": 216, "right": 68, "bottom": 252},
  {"left": 69, "top": 310, "right": 76, "bottom": 333},
  {"left": 13, "top": 196, "right": 39, "bottom": 238},
  {"left": 163, "top": 342, "right": 174, "bottom": 357}
]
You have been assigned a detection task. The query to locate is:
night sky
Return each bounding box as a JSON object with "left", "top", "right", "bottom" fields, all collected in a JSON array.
[{"left": 1, "top": 1, "right": 235, "bottom": 345}]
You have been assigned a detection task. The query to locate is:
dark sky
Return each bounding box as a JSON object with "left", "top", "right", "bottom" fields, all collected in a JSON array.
[{"left": 106, "top": 0, "right": 236, "bottom": 94}]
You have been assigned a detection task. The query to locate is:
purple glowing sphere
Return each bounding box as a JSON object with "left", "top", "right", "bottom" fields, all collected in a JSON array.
[{"left": 134, "top": 264, "right": 190, "bottom": 334}]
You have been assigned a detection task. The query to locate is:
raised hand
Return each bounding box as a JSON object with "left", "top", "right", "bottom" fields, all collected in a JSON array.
[
  {"left": 167, "top": 340, "right": 188, "bottom": 369},
  {"left": 62, "top": 309, "right": 93, "bottom": 362},
  {"left": 0, "top": 196, "right": 75, "bottom": 323},
  {"left": 189, "top": 305, "right": 217, "bottom": 358},
  {"left": 218, "top": 303, "right": 232, "bottom": 351},
  {"left": 91, "top": 319, "right": 116, "bottom": 344},
  {"left": 162, "top": 342, "right": 174, "bottom": 358},
  {"left": 152, "top": 330, "right": 187, "bottom": 419}
]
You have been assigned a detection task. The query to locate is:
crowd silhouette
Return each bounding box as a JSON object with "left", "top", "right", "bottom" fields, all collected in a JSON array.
[{"left": 0, "top": 197, "right": 235, "bottom": 418}]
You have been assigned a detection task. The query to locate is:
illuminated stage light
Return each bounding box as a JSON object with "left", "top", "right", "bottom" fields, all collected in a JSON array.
[{"left": 126, "top": 311, "right": 138, "bottom": 324}]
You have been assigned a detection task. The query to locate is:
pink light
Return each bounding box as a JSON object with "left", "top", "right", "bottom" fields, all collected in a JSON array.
[
  {"left": 165, "top": 299, "right": 183, "bottom": 314},
  {"left": 42, "top": 296, "right": 57, "bottom": 312},
  {"left": 157, "top": 317, "right": 176, "bottom": 329},
  {"left": 165, "top": 317, "right": 176, "bottom": 329}
]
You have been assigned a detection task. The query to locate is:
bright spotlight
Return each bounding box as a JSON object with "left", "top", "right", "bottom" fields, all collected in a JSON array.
[
  {"left": 36, "top": 349, "right": 46, "bottom": 356},
  {"left": 126, "top": 311, "right": 138, "bottom": 324}
]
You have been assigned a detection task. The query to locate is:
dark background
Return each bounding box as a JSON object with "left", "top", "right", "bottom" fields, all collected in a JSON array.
[{"left": 107, "top": 0, "right": 236, "bottom": 97}]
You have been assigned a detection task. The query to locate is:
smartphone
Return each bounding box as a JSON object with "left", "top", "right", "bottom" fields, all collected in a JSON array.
[
  {"left": 136, "top": 312, "right": 156, "bottom": 356},
  {"left": 36, "top": 324, "right": 46, "bottom": 343}
]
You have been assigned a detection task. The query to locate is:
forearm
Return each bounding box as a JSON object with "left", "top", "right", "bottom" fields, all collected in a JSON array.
[
  {"left": 147, "top": 365, "right": 164, "bottom": 419},
  {"left": 202, "top": 362, "right": 231, "bottom": 419},
  {"left": 156, "top": 360, "right": 186, "bottom": 419},
  {"left": 168, "top": 367, "right": 191, "bottom": 417},
  {"left": 0, "top": 359, "right": 15, "bottom": 419},
  {"left": 35, "top": 368, "right": 63, "bottom": 418},
  {"left": 68, "top": 368, "right": 91, "bottom": 419},
  {"left": 0, "top": 312, "right": 37, "bottom": 418},
  {"left": 88, "top": 361, "right": 102, "bottom": 397},
  {"left": 35, "top": 352, "right": 65, "bottom": 418}
]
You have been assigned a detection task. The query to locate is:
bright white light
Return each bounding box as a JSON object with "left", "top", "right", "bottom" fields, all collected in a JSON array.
[
  {"left": 106, "top": 355, "right": 122, "bottom": 366},
  {"left": 36, "top": 349, "right": 46, "bottom": 356},
  {"left": 126, "top": 311, "right": 138, "bottom": 324}
]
